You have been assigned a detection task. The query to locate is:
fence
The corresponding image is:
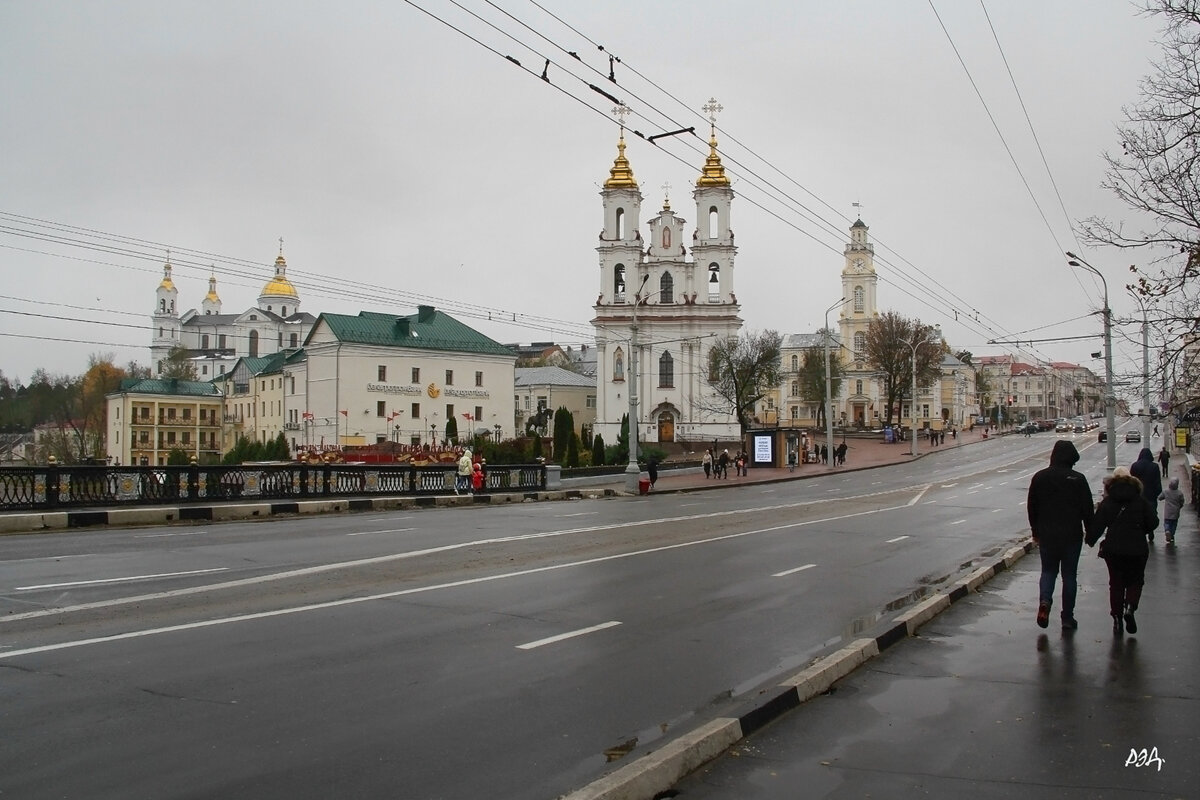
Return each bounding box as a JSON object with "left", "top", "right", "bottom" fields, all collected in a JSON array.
[{"left": 0, "top": 463, "right": 548, "bottom": 512}]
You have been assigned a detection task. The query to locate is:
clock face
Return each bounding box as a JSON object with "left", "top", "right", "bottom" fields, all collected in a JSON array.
[{"left": 852, "top": 258, "right": 865, "bottom": 272}]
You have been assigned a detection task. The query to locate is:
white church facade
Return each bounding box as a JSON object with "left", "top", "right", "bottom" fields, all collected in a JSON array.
[
  {"left": 149, "top": 246, "right": 316, "bottom": 379},
  {"left": 591, "top": 108, "right": 742, "bottom": 448}
]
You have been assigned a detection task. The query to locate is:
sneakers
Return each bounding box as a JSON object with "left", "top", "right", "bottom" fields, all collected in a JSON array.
[
  {"left": 1036, "top": 602, "right": 1050, "bottom": 629},
  {"left": 1112, "top": 614, "right": 1124, "bottom": 635},
  {"left": 1061, "top": 615, "right": 1078, "bottom": 631},
  {"left": 1124, "top": 609, "right": 1138, "bottom": 634}
]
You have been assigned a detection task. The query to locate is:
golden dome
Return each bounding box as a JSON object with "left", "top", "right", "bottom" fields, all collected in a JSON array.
[
  {"left": 696, "top": 128, "right": 730, "bottom": 187},
  {"left": 261, "top": 276, "right": 298, "bottom": 299},
  {"left": 205, "top": 275, "right": 220, "bottom": 304},
  {"left": 604, "top": 132, "right": 638, "bottom": 189},
  {"left": 158, "top": 262, "right": 176, "bottom": 291}
]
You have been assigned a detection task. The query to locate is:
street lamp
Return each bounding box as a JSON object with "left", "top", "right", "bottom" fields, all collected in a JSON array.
[
  {"left": 625, "top": 274, "right": 650, "bottom": 495},
  {"left": 903, "top": 324, "right": 941, "bottom": 457},
  {"left": 1066, "top": 252, "right": 1116, "bottom": 470},
  {"left": 823, "top": 297, "right": 849, "bottom": 468},
  {"left": 1127, "top": 287, "right": 1154, "bottom": 444}
]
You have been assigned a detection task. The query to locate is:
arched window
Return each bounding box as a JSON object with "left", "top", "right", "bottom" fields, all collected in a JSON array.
[
  {"left": 790, "top": 380, "right": 799, "bottom": 396},
  {"left": 791, "top": 355, "right": 798, "bottom": 371},
  {"left": 854, "top": 331, "right": 866, "bottom": 359},
  {"left": 159, "top": 299, "right": 165, "bottom": 312},
  {"left": 614, "top": 264, "right": 626, "bottom": 302},
  {"left": 707, "top": 263, "right": 720, "bottom": 301},
  {"left": 853, "top": 286, "right": 864, "bottom": 312},
  {"left": 616, "top": 208, "right": 625, "bottom": 239},
  {"left": 659, "top": 350, "right": 674, "bottom": 388},
  {"left": 708, "top": 206, "right": 718, "bottom": 238},
  {"left": 856, "top": 379, "right": 864, "bottom": 395},
  {"left": 249, "top": 329, "right": 259, "bottom": 358},
  {"left": 281, "top": 306, "right": 288, "bottom": 317},
  {"left": 660, "top": 271, "right": 674, "bottom": 304}
]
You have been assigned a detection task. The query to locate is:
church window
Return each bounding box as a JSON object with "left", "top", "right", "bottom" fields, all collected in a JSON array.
[
  {"left": 854, "top": 331, "right": 866, "bottom": 358},
  {"left": 289, "top": 334, "right": 297, "bottom": 347},
  {"left": 791, "top": 355, "right": 798, "bottom": 371},
  {"left": 658, "top": 351, "right": 674, "bottom": 388},
  {"left": 854, "top": 286, "right": 864, "bottom": 312},
  {"left": 219, "top": 335, "right": 227, "bottom": 349},
  {"left": 791, "top": 380, "right": 799, "bottom": 396},
  {"left": 160, "top": 299, "right": 165, "bottom": 312},
  {"left": 205, "top": 309, "right": 211, "bottom": 316},
  {"left": 249, "top": 330, "right": 259, "bottom": 357},
  {"left": 856, "top": 379, "right": 864, "bottom": 395},
  {"left": 158, "top": 327, "right": 163, "bottom": 338},
  {"left": 282, "top": 306, "right": 287, "bottom": 317},
  {"left": 660, "top": 271, "right": 674, "bottom": 304},
  {"left": 708, "top": 206, "right": 718, "bottom": 238},
  {"left": 707, "top": 264, "right": 720, "bottom": 301},
  {"left": 267, "top": 306, "right": 272, "bottom": 313},
  {"left": 615, "top": 207, "right": 625, "bottom": 239},
  {"left": 202, "top": 334, "right": 209, "bottom": 349},
  {"left": 614, "top": 264, "right": 626, "bottom": 302},
  {"left": 613, "top": 347, "right": 625, "bottom": 381}
]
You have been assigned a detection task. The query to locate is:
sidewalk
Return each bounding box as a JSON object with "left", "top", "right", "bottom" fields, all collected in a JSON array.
[{"left": 572, "top": 459, "right": 1199, "bottom": 800}]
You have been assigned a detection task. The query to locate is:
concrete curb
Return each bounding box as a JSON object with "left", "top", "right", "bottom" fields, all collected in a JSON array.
[{"left": 562, "top": 538, "right": 1035, "bottom": 800}]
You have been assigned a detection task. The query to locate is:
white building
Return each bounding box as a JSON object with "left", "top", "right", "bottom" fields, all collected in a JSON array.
[
  {"left": 149, "top": 246, "right": 316, "bottom": 379},
  {"left": 591, "top": 114, "right": 742, "bottom": 447},
  {"left": 299, "top": 306, "right": 516, "bottom": 448}
]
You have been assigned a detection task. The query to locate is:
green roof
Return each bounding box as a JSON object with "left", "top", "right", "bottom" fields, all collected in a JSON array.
[
  {"left": 117, "top": 378, "right": 222, "bottom": 397},
  {"left": 309, "top": 306, "right": 514, "bottom": 357}
]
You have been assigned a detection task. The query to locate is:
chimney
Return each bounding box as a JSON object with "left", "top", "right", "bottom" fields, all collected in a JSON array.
[
  {"left": 417, "top": 305, "right": 436, "bottom": 323},
  {"left": 395, "top": 318, "right": 411, "bottom": 336}
]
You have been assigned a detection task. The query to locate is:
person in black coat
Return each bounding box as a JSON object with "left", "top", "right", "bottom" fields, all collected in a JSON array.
[
  {"left": 1026, "top": 440, "right": 1094, "bottom": 630},
  {"left": 1129, "top": 447, "right": 1162, "bottom": 541},
  {"left": 1087, "top": 467, "right": 1158, "bottom": 635},
  {"left": 645, "top": 457, "right": 658, "bottom": 490}
]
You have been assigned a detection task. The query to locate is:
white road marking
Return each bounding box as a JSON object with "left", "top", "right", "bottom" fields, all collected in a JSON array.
[
  {"left": 16, "top": 568, "right": 229, "bottom": 591},
  {"left": 0, "top": 501, "right": 920, "bottom": 657},
  {"left": 346, "top": 527, "right": 414, "bottom": 536},
  {"left": 940, "top": 483, "right": 958, "bottom": 488},
  {"left": 886, "top": 535, "right": 910, "bottom": 543},
  {"left": 772, "top": 563, "right": 816, "bottom": 577},
  {"left": 679, "top": 502, "right": 705, "bottom": 507},
  {"left": 556, "top": 512, "right": 598, "bottom": 518},
  {"left": 950, "top": 519, "right": 966, "bottom": 526},
  {"left": 0, "top": 554, "right": 95, "bottom": 564},
  {"left": 759, "top": 489, "right": 776, "bottom": 493},
  {"left": 908, "top": 485, "right": 931, "bottom": 506},
  {"left": 966, "top": 490, "right": 979, "bottom": 495},
  {"left": 991, "top": 508, "right": 1003, "bottom": 513},
  {"left": 136, "top": 531, "right": 206, "bottom": 538},
  {"left": 516, "top": 621, "right": 621, "bottom": 650}
]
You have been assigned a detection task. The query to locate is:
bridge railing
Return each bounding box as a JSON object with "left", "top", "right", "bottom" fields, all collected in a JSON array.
[{"left": 0, "top": 463, "right": 548, "bottom": 511}]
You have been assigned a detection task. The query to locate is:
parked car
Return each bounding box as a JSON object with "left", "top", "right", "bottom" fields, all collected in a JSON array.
[{"left": 1125, "top": 429, "right": 1142, "bottom": 443}]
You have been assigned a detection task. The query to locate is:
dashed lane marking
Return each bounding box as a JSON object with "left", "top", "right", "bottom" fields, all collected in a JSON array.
[
  {"left": 517, "top": 621, "right": 621, "bottom": 650},
  {"left": 772, "top": 563, "right": 816, "bottom": 577},
  {"left": 16, "top": 568, "right": 229, "bottom": 591},
  {"left": 886, "top": 535, "right": 910, "bottom": 543},
  {"left": 346, "top": 528, "right": 415, "bottom": 537}
]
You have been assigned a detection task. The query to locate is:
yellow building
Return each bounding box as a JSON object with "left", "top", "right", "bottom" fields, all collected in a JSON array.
[{"left": 105, "top": 378, "right": 224, "bottom": 465}]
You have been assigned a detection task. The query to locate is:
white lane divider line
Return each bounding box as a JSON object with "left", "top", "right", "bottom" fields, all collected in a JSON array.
[
  {"left": 135, "top": 531, "right": 206, "bottom": 538},
  {"left": 773, "top": 564, "right": 816, "bottom": 578},
  {"left": 517, "top": 621, "right": 621, "bottom": 650},
  {"left": 16, "top": 568, "right": 229, "bottom": 591},
  {"left": 950, "top": 519, "right": 966, "bottom": 526},
  {"left": 557, "top": 512, "right": 599, "bottom": 518},
  {"left": 991, "top": 508, "right": 1003, "bottom": 513},
  {"left": 940, "top": 483, "right": 959, "bottom": 488},
  {"left": 886, "top": 535, "right": 910, "bottom": 543},
  {"left": 909, "top": 485, "right": 931, "bottom": 506},
  {"left": 346, "top": 528, "right": 414, "bottom": 536}
]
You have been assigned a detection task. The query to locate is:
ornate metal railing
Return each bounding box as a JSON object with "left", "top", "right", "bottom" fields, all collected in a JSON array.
[{"left": 0, "top": 463, "right": 547, "bottom": 511}]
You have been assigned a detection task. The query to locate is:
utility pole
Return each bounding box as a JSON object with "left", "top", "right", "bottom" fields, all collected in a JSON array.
[{"left": 1067, "top": 253, "right": 1117, "bottom": 470}]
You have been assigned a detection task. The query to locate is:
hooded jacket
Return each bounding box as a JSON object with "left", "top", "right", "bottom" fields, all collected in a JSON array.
[
  {"left": 1160, "top": 480, "right": 1185, "bottom": 521},
  {"left": 1129, "top": 447, "right": 1162, "bottom": 506},
  {"left": 1087, "top": 472, "right": 1158, "bottom": 556},
  {"left": 1027, "top": 440, "right": 1094, "bottom": 548}
]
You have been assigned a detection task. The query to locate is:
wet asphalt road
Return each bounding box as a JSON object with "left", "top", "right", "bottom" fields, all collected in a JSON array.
[{"left": 0, "top": 432, "right": 1175, "bottom": 798}]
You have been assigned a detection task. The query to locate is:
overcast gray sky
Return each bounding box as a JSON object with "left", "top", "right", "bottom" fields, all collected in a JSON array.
[{"left": 0, "top": 1, "right": 1167, "bottom": 397}]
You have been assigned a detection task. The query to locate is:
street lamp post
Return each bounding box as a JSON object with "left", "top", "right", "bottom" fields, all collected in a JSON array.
[
  {"left": 625, "top": 274, "right": 651, "bottom": 494},
  {"left": 1066, "top": 252, "right": 1117, "bottom": 470},
  {"left": 1128, "top": 289, "right": 1154, "bottom": 444},
  {"left": 903, "top": 325, "right": 941, "bottom": 458},
  {"left": 823, "top": 297, "right": 849, "bottom": 468}
]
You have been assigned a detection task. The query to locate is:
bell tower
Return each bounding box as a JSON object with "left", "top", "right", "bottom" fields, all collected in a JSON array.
[
  {"left": 151, "top": 255, "right": 180, "bottom": 376},
  {"left": 595, "top": 105, "right": 644, "bottom": 307},
  {"left": 838, "top": 216, "right": 881, "bottom": 426},
  {"left": 691, "top": 98, "right": 736, "bottom": 304}
]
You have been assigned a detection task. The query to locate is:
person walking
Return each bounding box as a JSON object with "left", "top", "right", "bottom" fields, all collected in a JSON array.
[
  {"left": 1026, "top": 440, "right": 1094, "bottom": 630},
  {"left": 835, "top": 442, "right": 848, "bottom": 466},
  {"left": 787, "top": 448, "right": 797, "bottom": 472},
  {"left": 702, "top": 449, "right": 713, "bottom": 479},
  {"left": 1087, "top": 467, "right": 1158, "bottom": 635},
  {"left": 1157, "top": 446, "right": 1170, "bottom": 478},
  {"left": 1159, "top": 477, "right": 1185, "bottom": 544},
  {"left": 646, "top": 457, "right": 658, "bottom": 490},
  {"left": 471, "top": 461, "right": 484, "bottom": 494},
  {"left": 718, "top": 448, "right": 730, "bottom": 479},
  {"left": 821, "top": 444, "right": 828, "bottom": 465},
  {"left": 1129, "top": 447, "right": 1163, "bottom": 542}
]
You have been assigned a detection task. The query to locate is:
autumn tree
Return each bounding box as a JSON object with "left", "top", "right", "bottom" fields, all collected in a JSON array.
[
  {"left": 702, "top": 329, "right": 783, "bottom": 433},
  {"left": 797, "top": 341, "right": 845, "bottom": 429},
  {"left": 863, "top": 312, "right": 943, "bottom": 427},
  {"left": 160, "top": 346, "right": 199, "bottom": 380}
]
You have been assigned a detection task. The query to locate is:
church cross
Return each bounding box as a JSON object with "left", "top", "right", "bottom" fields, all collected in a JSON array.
[
  {"left": 702, "top": 97, "right": 723, "bottom": 125},
  {"left": 278, "top": 236, "right": 284, "bottom": 256},
  {"left": 612, "top": 103, "right": 631, "bottom": 129},
  {"left": 661, "top": 181, "right": 671, "bottom": 205}
]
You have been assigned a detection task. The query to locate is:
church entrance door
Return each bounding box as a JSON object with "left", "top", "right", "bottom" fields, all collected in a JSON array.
[{"left": 657, "top": 413, "right": 674, "bottom": 443}]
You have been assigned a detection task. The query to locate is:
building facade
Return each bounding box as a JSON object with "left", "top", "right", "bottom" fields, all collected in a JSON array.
[
  {"left": 514, "top": 365, "right": 597, "bottom": 439},
  {"left": 105, "top": 378, "right": 224, "bottom": 465},
  {"left": 591, "top": 118, "right": 742, "bottom": 447}
]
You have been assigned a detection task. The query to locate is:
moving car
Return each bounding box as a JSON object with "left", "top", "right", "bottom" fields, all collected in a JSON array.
[
  {"left": 1125, "top": 429, "right": 1142, "bottom": 443},
  {"left": 1098, "top": 430, "right": 1107, "bottom": 443},
  {"left": 1055, "top": 419, "right": 1072, "bottom": 433}
]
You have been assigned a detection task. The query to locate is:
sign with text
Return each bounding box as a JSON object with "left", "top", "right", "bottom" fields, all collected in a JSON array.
[{"left": 751, "top": 433, "right": 774, "bottom": 465}]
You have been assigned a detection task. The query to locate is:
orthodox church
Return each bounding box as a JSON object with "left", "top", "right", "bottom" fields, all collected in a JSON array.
[
  {"left": 591, "top": 105, "right": 743, "bottom": 448},
  {"left": 149, "top": 245, "right": 316, "bottom": 379}
]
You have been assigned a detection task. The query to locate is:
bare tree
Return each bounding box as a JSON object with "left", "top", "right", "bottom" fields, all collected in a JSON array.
[
  {"left": 863, "top": 312, "right": 943, "bottom": 426},
  {"left": 798, "top": 343, "right": 844, "bottom": 429},
  {"left": 702, "top": 329, "right": 783, "bottom": 433}
]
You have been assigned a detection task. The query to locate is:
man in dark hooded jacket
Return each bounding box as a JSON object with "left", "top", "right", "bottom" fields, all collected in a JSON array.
[
  {"left": 1129, "top": 447, "right": 1162, "bottom": 541},
  {"left": 1027, "top": 440, "right": 1095, "bottom": 630}
]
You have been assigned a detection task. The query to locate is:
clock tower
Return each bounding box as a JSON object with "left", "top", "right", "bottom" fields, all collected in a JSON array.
[{"left": 837, "top": 218, "right": 881, "bottom": 426}]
